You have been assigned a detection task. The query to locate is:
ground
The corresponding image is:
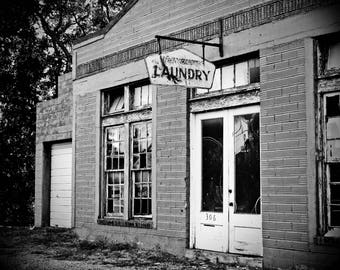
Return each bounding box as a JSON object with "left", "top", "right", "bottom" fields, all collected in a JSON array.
[{"left": 0, "top": 226, "right": 257, "bottom": 270}]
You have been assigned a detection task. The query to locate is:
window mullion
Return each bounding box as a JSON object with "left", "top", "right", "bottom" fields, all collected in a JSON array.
[
  {"left": 124, "top": 86, "right": 130, "bottom": 112},
  {"left": 124, "top": 123, "right": 130, "bottom": 220}
]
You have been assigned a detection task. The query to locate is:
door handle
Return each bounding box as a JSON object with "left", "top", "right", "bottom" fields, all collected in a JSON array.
[
  {"left": 228, "top": 189, "right": 232, "bottom": 193},
  {"left": 229, "top": 202, "right": 233, "bottom": 206}
]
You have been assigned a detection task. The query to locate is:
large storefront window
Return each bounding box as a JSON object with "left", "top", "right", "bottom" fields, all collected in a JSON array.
[{"left": 102, "top": 83, "right": 153, "bottom": 220}]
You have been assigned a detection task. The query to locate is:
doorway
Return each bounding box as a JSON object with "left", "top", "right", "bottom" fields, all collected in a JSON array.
[{"left": 190, "top": 105, "right": 262, "bottom": 256}]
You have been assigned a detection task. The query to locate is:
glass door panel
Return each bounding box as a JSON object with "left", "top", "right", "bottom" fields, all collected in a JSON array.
[
  {"left": 234, "top": 113, "right": 260, "bottom": 214},
  {"left": 202, "top": 118, "right": 223, "bottom": 212}
]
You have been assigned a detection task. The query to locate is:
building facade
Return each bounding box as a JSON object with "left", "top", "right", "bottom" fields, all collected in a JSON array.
[{"left": 35, "top": 0, "right": 340, "bottom": 268}]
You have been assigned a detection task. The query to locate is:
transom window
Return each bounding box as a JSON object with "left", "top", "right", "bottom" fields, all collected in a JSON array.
[{"left": 195, "top": 57, "right": 259, "bottom": 96}]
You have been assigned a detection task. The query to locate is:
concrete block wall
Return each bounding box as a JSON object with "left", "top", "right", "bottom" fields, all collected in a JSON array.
[
  {"left": 34, "top": 73, "right": 73, "bottom": 227},
  {"left": 260, "top": 39, "right": 310, "bottom": 268}
]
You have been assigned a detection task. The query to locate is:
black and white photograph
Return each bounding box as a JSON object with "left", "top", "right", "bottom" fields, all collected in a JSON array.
[{"left": 1, "top": 0, "right": 340, "bottom": 269}]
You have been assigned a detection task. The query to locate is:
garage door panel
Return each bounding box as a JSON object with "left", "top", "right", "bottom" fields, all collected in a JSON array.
[
  {"left": 51, "top": 168, "right": 72, "bottom": 177},
  {"left": 51, "top": 183, "right": 72, "bottom": 190},
  {"left": 50, "top": 198, "right": 71, "bottom": 207},
  {"left": 51, "top": 156, "right": 72, "bottom": 169},
  {"left": 51, "top": 190, "right": 72, "bottom": 198},
  {"left": 50, "top": 142, "right": 72, "bottom": 228}
]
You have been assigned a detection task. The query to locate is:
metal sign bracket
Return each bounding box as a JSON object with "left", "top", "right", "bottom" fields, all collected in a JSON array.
[{"left": 155, "top": 20, "right": 224, "bottom": 61}]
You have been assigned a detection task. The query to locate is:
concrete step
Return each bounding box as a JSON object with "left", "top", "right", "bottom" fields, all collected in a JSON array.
[{"left": 185, "top": 249, "right": 263, "bottom": 269}]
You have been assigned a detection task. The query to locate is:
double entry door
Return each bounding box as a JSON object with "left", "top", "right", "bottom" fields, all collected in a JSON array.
[{"left": 190, "top": 105, "right": 262, "bottom": 256}]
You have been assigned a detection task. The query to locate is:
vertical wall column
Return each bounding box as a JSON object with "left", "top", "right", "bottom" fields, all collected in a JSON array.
[
  {"left": 156, "top": 85, "right": 189, "bottom": 245},
  {"left": 260, "top": 39, "right": 309, "bottom": 268}
]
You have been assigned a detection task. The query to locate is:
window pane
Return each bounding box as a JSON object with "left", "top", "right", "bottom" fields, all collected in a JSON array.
[
  {"left": 330, "top": 164, "right": 340, "bottom": 182},
  {"left": 133, "top": 85, "right": 152, "bottom": 109},
  {"left": 140, "top": 153, "right": 146, "bottom": 168},
  {"left": 210, "top": 68, "right": 221, "bottom": 91},
  {"left": 330, "top": 185, "right": 340, "bottom": 204},
  {"left": 201, "top": 118, "right": 223, "bottom": 212},
  {"left": 249, "top": 58, "right": 260, "bottom": 83},
  {"left": 113, "top": 173, "right": 120, "bottom": 184},
  {"left": 330, "top": 205, "right": 340, "bottom": 226},
  {"left": 106, "top": 157, "right": 112, "bottom": 170},
  {"left": 328, "top": 42, "right": 340, "bottom": 69},
  {"left": 235, "top": 61, "right": 248, "bottom": 86},
  {"left": 221, "top": 65, "right": 234, "bottom": 89},
  {"left": 133, "top": 154, "right": 140, "bottom": 169},
  {"left": 326, "top": 95, "right": 340, "bottom": 117},
  {"left": 234, "top": 113, "right": 260, "bottom": 214},
  {"left": 108, "top": 173, "right": 113, "bottom": 184},
  {"left": 104, "top": 87, "right": 124, "bottom": 114},
  {"left": 327, "top": 117, "right": 340, "bottom": 139},
  {"left": 141, "top": 85, "right": 149, "bottom": 106},
  {"left": 133, "top": 87, "right": 141, "bottom": 108},
  {"left": 134, "top": 171, "right": 141, "bottom": 183}
]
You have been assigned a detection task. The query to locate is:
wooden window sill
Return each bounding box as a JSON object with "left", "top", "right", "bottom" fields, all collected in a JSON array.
[{"left": 97, "top": 218, "right": 153, "bottom": 229}]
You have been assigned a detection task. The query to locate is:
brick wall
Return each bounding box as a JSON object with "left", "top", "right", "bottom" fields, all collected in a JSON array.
[
  {"left": 156, "top": 85, "right": 189, "bottom": 241},
  {"left": 35, "top": 73, "right": 73, "bottom": 226},
  {"left": 260, "top": 39, "right": 309, "bottom": 267},
  {"left": 73, "top": 85, "right": 189, "bottom": 255},
  {"left": 74, "top": 92, "right": 97, "bottom": 227}
]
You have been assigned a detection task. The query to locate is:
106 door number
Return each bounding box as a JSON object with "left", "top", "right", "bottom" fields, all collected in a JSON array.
[{"left": 205, "top": 213, "right": 216, "bottom": 221}]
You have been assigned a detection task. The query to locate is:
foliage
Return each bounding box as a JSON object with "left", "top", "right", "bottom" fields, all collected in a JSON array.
[{"left": 0, "top": 0, "right": 129, "bottom": 226}]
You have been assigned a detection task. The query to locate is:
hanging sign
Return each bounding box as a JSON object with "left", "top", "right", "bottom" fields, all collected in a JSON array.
[{"left": 145, "top": 49, "right": 215, "bottom": 89}]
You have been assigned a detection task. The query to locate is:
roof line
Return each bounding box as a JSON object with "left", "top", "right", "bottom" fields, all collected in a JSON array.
[{"left": 73, "top": 0, "right": 139, "bottom": 45}]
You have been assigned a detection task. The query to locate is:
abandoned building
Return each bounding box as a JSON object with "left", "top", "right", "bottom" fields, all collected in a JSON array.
[{"left": 34, "top": 0, "right": 340, "bottom": 269}]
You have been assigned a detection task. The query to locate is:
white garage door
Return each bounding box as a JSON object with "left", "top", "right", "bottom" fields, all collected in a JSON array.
[{"left": 50, "top": 142, "right": 72, "bottom": 228}]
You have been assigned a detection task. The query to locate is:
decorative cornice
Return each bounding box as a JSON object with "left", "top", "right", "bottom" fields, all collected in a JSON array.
[{"left": 76, "top": 0, "right": 337, "bottom": 79}]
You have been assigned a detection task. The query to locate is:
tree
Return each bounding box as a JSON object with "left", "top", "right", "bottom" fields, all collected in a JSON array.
[
  {"left": 0, "top": 0, "right": 130, "bottom": 226},
  {"left": 0, "top": 0, "right": 47, "bottom": 225},
  {"left": 35, "top": 0, "right": 128, "bottom": 96}
]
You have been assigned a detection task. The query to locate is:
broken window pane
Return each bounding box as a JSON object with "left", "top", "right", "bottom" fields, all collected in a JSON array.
[
  {"left": 210, "top": 68, "right": 221, "bottom": 92},
  {"left": 104, "top": 87, "right": 124, "bottom": 114},
  {"left": 234, "top": 113, "right": 260, "bottom": 214},
  {"left": 201, "top": 118, "right": 223, "bottom": 212}
]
